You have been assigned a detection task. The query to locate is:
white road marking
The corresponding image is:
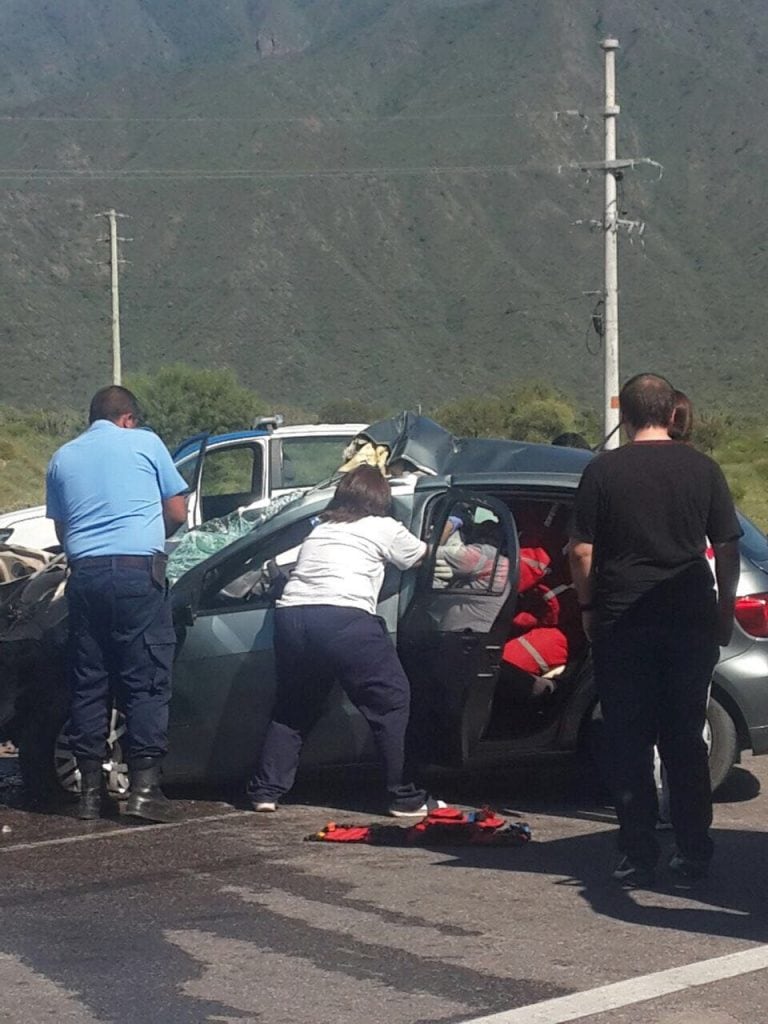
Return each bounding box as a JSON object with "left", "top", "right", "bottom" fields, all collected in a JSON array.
[
  {"left": 0, "top": 809, "right": 252, "bottom": 853},
  {"left": 458, "top": 945, "right": 768, "bottom": 1023}
]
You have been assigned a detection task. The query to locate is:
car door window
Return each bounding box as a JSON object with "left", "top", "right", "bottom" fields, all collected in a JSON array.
[
  {"left": 175, "top": 454, "right": 198, "bottom": 491},
  {"left": 198, "top": 516, "right": 314, "bottom": 612},
  {"left": 432, "top": 503, "right": 510, "bottom": 598},
  {"left": 420, "top": 496, "right": 517, "bottom": 634},
  {"left": 277, "top": 437, "right": 350, "bottom": 490},
  {"left": 200, "top": 444, "right": 264, "bottom": 523}
]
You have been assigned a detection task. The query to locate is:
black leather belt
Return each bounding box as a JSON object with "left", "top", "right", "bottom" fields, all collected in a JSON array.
[{"left": 71, "top": 555, "right": 161, "bottom": 570}]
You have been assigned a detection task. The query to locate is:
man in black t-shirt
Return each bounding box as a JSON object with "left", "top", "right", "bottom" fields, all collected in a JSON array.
[{"left": 569, "top": 374, "right": 741, "bottom": 886}]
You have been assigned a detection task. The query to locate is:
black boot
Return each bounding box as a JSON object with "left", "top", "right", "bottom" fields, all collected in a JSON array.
[
  {"left": 125, "top": 757, "right": 178, "bottom": 824},
  {"left": 77, "top": 764, "right": 104, "bottom": 821}
]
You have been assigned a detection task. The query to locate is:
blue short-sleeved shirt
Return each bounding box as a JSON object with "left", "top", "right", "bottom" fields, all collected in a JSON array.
[{"left": 45, "top": 421, "right": 188, "bottom": 559}]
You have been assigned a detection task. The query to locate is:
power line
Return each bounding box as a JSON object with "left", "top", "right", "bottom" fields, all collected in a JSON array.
[
  {"left": 0, "top": 156, "right": 659, "bottom": 183},
  {"left": 0, "top": 161, "right": 573, "bottom": 181}
]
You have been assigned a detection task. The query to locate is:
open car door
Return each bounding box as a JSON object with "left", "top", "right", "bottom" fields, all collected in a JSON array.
[
  {"left": 179, "top": 433, "right": 210, "bottom": 530},
  {"left": 398, "top": 491, "right": 519, "bottom": 767}
]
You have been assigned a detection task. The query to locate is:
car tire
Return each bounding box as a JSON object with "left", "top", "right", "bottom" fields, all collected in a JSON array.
[
  {"left": 18, "top": 681, "right": 74, "bottom": 803},
  {"left": 706, "top": 694, "right": 738, "bottom": 794},
  {"left": 18, "top": 686, "right": 129, "bottom": 805}
]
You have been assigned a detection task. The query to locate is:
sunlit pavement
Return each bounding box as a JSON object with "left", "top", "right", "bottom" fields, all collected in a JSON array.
[{"left": 1, "top": 754, "right": 767, "bottom": 1024}]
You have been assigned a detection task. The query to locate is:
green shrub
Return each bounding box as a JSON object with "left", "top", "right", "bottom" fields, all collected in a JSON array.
[{"left": 127, "top": 364, "right": 262, "bottom": 449}]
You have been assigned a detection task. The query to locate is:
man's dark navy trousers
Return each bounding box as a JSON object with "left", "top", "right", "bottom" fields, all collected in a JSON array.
[{"left": 66, "top": 556, "right": 176, "bottom": 764}]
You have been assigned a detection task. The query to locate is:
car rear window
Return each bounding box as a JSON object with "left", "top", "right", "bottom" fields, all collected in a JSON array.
[{"left": 738, "top": 512, "right": 768, "bottom": 565}]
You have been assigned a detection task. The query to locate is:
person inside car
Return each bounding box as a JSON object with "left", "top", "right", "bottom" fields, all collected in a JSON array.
[
  {"left": 499, "top": 503, "right": 586, "bottom": 701},
  {"left": 430, "top": 515, "right": 511, "bottom": 632}
]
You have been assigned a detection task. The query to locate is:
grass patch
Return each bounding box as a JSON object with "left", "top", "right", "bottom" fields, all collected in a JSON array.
[{"left": 0, "top": 407, "right": 81, "bottom": 512}]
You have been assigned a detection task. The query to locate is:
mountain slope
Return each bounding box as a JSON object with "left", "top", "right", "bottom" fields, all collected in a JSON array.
[{"left": 0, "top": 0, "right": 765, "bottom": 413}]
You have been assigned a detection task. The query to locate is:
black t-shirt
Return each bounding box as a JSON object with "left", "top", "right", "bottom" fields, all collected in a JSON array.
[{"left": 570, "top": 441, "right": 742, "bottom": 625}]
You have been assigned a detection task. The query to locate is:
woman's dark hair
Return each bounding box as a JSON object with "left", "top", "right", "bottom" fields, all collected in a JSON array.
[
  {"left": 668, "top": 389, "right": 693, "bottom": 442},
  {"left": 619, "top": 373, "right": 675, "bottom": 430},
  {"left": 323, "top": 464, "right": 392, "bottom": 522}
]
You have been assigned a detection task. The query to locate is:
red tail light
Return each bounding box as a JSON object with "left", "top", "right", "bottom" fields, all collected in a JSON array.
[{"left": 734, "top": 594, "right": 768, "bottom": 638}]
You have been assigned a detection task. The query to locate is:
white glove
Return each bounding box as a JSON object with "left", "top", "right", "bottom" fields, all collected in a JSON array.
[{"left": 432, "top": 557, "right": 454, "bottom": 588}]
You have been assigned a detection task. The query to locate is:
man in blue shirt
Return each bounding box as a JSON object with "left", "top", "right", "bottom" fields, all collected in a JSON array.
[{"left": 46, "top": 386, "right": 188, "bottom": 822}]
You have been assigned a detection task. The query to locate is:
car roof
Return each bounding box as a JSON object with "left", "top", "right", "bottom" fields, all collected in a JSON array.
[
  {"left": 171, "top": 423, "right": 368, "bottom": 462},
  {"left": 441, "top": 437, "right": 594, "bottom": 476},
  {"left": 272, "top": 423, "right": 368, "bottom": 438},
  {"left": 172, "top": 430, "right": 268, "bottom": 461}
]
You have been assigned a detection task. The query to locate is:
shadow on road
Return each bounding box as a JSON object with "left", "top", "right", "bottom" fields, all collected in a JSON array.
[
  {"left": 434, "top": 825, "right": 768, "bottom": 945},
  {"left": 282, "top": 759, "right": 768, "bottom": 946}
]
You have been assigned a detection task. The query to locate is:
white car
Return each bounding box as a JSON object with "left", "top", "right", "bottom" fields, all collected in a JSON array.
[
  {"left": 0, "top": 420, "right": 367, "bottom": 551},
  {"left": 0, "top": 506, "right": 52, "bottom": 551}
]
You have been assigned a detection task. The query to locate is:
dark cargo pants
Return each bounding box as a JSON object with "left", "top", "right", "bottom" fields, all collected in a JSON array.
[
  {"left": 66, "top": 560, "right": 176, "bottom": 765},
  {"left": 250, "top": 605, "right": 426, "bottom": 806}
]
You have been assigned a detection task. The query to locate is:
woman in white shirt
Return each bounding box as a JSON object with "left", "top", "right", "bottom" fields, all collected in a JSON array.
[{"left": 248, "top": 464, "right": 436, "bottom": 817}]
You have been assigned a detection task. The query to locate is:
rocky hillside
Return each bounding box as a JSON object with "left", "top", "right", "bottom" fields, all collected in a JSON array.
[{"left": 0, "top": 0, "right": 766, "bottom": 413}]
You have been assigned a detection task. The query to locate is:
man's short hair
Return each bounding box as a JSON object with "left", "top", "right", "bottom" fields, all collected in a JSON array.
[
  {"left": 619, "top": 373, "right": 675, "bottom": 431},
  {"left": 88, "top": 386, "right": 141, "bottom": 425}
]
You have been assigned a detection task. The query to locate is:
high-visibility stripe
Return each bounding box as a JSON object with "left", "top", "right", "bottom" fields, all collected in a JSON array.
[
  {"left": 541, "top": 583, "right": 573, "bottom": 602},
  {"left": 518, "top": 635, "right": 551, "bottom": 673},
  {"left": 521, "top": 556, "right": 550, "bottom": 572}
]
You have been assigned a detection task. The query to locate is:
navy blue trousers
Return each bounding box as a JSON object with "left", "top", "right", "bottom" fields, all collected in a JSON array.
[
  {"left": 66, "top": 562, "right": 176, "bottom": 765},
  {"left": 250, "top": 605, "right": 426, "bottom": 806},
  {"left": 592, "top": 619, "right": 718, "bottom": 867}
]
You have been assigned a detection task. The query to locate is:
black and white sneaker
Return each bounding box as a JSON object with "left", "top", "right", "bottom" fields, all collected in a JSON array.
[
  {"left": 611, "top": 855, "right": 656, "bottom": 887},
  {"left": 388, "top": 796, "right": 447, "bottom": 819}
]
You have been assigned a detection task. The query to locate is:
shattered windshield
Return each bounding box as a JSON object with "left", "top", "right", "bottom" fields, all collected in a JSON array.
[{"left": 166, "top": 490, "right": 304, "bottom": 584}]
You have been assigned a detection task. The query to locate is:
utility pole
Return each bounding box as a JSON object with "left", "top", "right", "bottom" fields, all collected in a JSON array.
[
  {"left": 575, "top": 40, "right": 658, "bottom": 448},
  {"left": 602, "top": 39, "right": 621, "bottom": 448},
  {"left": 96, "top": 209, "right": 129, "bottom": 385}
]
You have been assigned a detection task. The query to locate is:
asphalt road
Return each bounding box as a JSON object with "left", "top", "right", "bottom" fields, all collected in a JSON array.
[{"left": 1, "top": 755, "right": 767, "bottom": 1024}]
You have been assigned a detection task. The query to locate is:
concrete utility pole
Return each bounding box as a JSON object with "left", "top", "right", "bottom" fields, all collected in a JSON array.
[
  {"left": 96, "top": 209, "right": 129, "bottom": 385},
  {"left": 602, "top": 39, "right": 621, "bottom": 448},
  {"left": 574, "top": 41, "right": 659, "bottom": 447}
]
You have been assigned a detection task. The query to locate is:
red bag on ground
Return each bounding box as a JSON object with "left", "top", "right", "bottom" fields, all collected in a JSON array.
[{"left": 305, "top": 808, "right": 532, "bottom": 847}]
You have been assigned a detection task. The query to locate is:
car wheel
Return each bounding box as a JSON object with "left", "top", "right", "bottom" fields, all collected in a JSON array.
[
  {"left": 19, "top": 693, "right": 129, "bottom": 804},
  {"left": 706, "top": 695, "right": 738, "bottom": 794}
]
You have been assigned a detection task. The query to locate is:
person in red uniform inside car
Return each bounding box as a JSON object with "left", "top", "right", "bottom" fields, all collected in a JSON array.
[{"left": 499, "top": 503, "right": 586, "bottom": 700}]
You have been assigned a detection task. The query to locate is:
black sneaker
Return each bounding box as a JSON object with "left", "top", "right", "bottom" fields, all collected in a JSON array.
[
  {"left": 611, "top": 855, "right": 657, "bottom": 887},
  {"left": 669, "top": 852, "right": 709, "bottom": 884}
]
